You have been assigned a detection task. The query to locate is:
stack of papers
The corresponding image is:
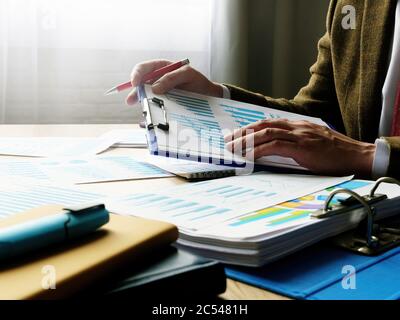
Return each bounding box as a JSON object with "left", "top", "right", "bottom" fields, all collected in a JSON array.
[
  {"left": 104, "top": 172, "right": 391, "bottom": 266},
  {"left": 177, "top": 180, "right": 400, "bottom": 266}
]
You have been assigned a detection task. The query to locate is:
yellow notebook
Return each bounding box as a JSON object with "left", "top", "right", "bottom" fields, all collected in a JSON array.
[{"left": 0, "top": 205, "right": 178, "bottom": 300}]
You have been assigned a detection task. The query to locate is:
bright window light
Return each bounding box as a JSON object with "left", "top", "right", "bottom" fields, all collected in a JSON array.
[{"left": 0, "top": 0, "right": 212, "bottom": 124}]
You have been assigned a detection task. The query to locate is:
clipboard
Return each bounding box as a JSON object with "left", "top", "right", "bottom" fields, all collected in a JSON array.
[
  {"left": 137, "top": 85, "right": 249, "bottom": 169},
  {"left": 137, "top": 85, "right": 322, "bottom": 173}
]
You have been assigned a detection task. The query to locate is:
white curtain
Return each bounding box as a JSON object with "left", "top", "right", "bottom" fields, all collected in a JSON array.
[
  {"left": 212, "top": 0, "right": 329, "bottom": 99},
  {"left": 0, "top": 0, "right": 212, "bottom": 124},
  {"left": 0, "top": 0, "right": 329, "bottom": 124},
  {"left": 211, "top": 0, "right": 248, "bottom": 88}
]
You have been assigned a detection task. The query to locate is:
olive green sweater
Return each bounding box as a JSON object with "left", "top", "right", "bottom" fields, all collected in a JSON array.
[{"left": 226, "top": 0, "right": 400, "bottom": 179}]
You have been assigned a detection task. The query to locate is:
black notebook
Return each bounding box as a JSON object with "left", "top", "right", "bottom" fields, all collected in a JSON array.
[{"left": 84, "top": 247, "right": 226, "bottom": 299}]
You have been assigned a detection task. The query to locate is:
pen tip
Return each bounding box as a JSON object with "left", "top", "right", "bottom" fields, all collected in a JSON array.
[{"left": 104, "top": 88, "right": 117, "bottom": 96}]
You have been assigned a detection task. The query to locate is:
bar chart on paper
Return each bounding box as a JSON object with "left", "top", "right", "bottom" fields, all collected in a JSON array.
[
  {"left": 0, "top": 183, "right": 104, "bottom": 218},
  {"left": 166, "top": 92, "right": 226, "bottom": 151},
  {"left": 221, "top": 104, "right": 270, "bottom": 128},
  {"left": 108, "top": 173, "right": 352, "bottom": 230},
  {"left": 167, "top": 92, "right": 215, "bottom": 118},
  {"left": 144, "top": 85, "right": 330, "bottom": 171},
  {"left": 201, "top": 180, "right": 373, "bottom": 239},
  {"left": 109, "top": 186, "right": 277, "bottom": 230},
  {"left": 0, "top": 155, "right": 173, "bottom": 184}
]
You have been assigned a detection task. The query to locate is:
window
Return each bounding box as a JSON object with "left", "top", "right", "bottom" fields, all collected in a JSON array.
[{"left": 0, "top": 0, "right": 212, "bottom": 124}]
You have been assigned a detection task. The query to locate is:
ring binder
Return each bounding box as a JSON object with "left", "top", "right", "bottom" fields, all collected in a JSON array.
[
  {"left": 311, "top": 177, "right": 400, "bottom": 255},
  {"left": 369, "top": 177, "right": 400, "bottom": 198}
]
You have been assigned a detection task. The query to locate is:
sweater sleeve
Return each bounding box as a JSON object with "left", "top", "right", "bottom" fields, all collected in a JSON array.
[
  {"left": 224, "top": 0, "right": 345, "bottom": 132},
  {"left": 382, "top": 137, "right": 400, "bottom": 179}
]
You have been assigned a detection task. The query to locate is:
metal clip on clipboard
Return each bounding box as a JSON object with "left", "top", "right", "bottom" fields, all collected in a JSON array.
[
  {"left": 142, "top": 97, "right": 170, "bottom": 132},
  {"left": 311, "top": 177, "right": 400, "bottom": 256}
]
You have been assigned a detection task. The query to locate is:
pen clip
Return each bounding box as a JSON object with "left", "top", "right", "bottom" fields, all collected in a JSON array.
[
  {"left": 143, "top": 97, "right": 170, "bottom": 132},
  {"left": 64, "top": 203, "right": 105, "bottom": 215}
]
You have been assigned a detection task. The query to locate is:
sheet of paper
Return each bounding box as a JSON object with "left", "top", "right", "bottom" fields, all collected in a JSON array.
[
  {"left": 0, "top": 179, "right": 105, "bottom": 219},
  {"left": 0, "top": 137, "right": 117, "bottom": 157},
  {"left": 100, "top": 129, "right": 147, "bottom": 148},
  {"left": 108, "top": 172, "right": 352, "bottom": 230},
  {"left": 192, "top": 180, "right": 375, "bottom": 241},
  {"left": 0, "top": 155, "right": 173, "bottom": 184},
  {"left": 145, "top": 85, "right": 328, "bottom": 169}
]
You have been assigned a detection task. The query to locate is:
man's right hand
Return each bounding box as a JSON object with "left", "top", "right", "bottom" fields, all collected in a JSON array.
[{"left": 125, "top": 59, "right": 224, "bottom": 105}]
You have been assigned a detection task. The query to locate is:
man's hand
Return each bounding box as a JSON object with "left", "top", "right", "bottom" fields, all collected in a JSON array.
[
  {"left": 126, "top": 59, "right": 224, "bottom": 105},
  {"left": 225, "top": 119, "right": 376, "bottom": 177}
]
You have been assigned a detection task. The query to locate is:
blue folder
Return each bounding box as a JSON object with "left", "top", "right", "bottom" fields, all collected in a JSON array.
[{"left": 225, "top": 243, "right": 400, "bottom": 300}]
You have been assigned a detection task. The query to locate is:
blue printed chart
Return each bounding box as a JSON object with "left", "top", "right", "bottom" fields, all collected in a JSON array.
[
  {"left": 167, "top": 92, "right": 215, "bottom": 118},
  {"left": 0, "top": 183, "right": 104, "bottom": 218},
  {"left": 199, "top": 180, "right": 373, "bottom": 239},
  {"left": 221, "top": 104, "right": 269, "bottom": 128},
  {"left": 108, "top": 173, "right": 351, "bottom": 230},
  {"left": 0, "top": 155, "right": 172, "bottom": 184},
  {"left": 217, "top": 100, "right": 327, "bottom": 130},
  {"left": 166, "top": 92, "right": 226, "bottom": 153}
]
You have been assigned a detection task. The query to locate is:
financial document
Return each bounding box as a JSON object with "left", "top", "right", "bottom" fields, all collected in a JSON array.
[
  {"left": 0, "top": 137, "right": 117, "bottom": 157},
  {"left": 108, "top": 173, "right": 352, "bottom": 230},
  {"left": 193, "top": 180, "right": 373, "bottom": 240},
  {"left": 144, "top": 85, "right": 328, "bottom": 170},
  {"left": 0, "top": 180, "right": 105, "bottom": 218},
  {"left": 0, "top": 155, "right": 173, "bottom": 184}
]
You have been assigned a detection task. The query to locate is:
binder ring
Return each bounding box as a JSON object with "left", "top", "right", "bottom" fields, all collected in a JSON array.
[
  {"left": 369, "top": 177, "right": 400, "bottom": 198},
  {"left": 324, "top": 189, "right": 377, "bottom": 247},
  {"left": 323, "top": 189, "right": 371, "bottom": 213}
]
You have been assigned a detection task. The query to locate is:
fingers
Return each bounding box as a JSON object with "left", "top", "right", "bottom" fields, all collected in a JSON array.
[
  {"left": 251, "top": 140, "right": 297, "bottom": 159},
  {"left": 224, "top": 118, "right": 318, "bottom": 143},
  {"left": 224, "top": 119, "right": 294, "bottom": 143},
  {"left": 126, "top": 88, "right": 138, "bottom": 105},
  {"left": 130, "top": 60, "right": 173, "bottom": 87},
  {"left": 226, "top": 128, "right": 297, "bottom": 155},
  {"left": 151, "top": 66, "right": 194, "bottom": 94},
  {"left": 127, "top": 60, "right": 173, "bottom": 105}
]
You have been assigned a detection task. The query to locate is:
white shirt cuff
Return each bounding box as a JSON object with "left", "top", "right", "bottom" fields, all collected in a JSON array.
[
  {"left": 372, "top": 138, "right": 391, "bottom": 179},
  {"left": 221, "top": 85, "right": 231, "bottom": 99}
]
